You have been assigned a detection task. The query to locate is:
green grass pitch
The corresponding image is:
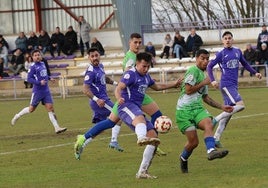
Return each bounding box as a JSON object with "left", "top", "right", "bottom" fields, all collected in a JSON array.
[{"left": 0, "top": 88, "right": 267, "bottom": 188}]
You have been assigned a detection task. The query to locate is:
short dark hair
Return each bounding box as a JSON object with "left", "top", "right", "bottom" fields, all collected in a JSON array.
[
  {"left": 130, "top": 33, "right": 142, "bottom": 39},
  {"left": 31, "top": 49, "right": 41, "bottom": 56},
  {"left": 136, "top": 52, "right": 152, "bottom": 64},
  {"left": 87, "top": 47, "right": 100, "bottom": 54},
  {"left": 222, "top": 31, "right": 233, "bottom": 38},
  {"left": 196, "top": 49, "right": 209, "bottom": 57}
]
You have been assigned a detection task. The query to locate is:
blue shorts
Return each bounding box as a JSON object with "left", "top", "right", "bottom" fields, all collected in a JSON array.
[
  {"left": 221, "top": 86, "right": 242, "bottom": 106},
  {"left": 118, "top": 102, "right": 155, "bottom": 132},
  {"left": 90, "top": 99, "right": 114, "bottom": 123},
  {"left": 30, "top": 90, "right": 53, "bottom": 107}
]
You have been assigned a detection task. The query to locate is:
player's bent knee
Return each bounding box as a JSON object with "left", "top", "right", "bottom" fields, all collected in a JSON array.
[{"left": 108, "top": 112, "right": 120, "bottom": 123}]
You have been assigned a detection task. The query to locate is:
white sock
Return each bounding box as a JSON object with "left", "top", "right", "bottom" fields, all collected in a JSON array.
[
  {"left": 138, "top": 145, "right": 156, "bottom": 174},
  {"left": 111, "top": 124, "right": 121, "bottom": 142},
  {"left": 215, "top": 105, "right": 244, "bottom": 122},
  {"left": 48, "top": 111, "right": 60, "bottom": 129},
  {"left": 17, "top": 107, "right": 30, "bottom": 117},
  {"left": 135, "top": 123, "right": 147, "bottom": 140},
  {"left": 214, "top": 116, "right": 232, "bottom": 141},
  {"left": 82, "top": 137, "right": 93, "bottom": 148}
]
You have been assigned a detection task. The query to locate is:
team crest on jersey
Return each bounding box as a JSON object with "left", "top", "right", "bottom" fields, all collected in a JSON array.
[
  {"left": 185, "top": 74, "right": 194, "bottom": 83},
  {"left": 84, "top": 75, "right": 89, "bottom": 81},
  {"left": 123, "top": 73, "right": 130, "bottom": 79}
]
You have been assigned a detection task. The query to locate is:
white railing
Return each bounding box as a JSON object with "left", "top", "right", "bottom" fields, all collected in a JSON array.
[{"left": 0, "top": 65, "right": 267, "bottom": 100}]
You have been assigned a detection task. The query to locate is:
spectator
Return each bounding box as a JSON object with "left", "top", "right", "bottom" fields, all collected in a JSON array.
[
  {"left": 172, "top": 31, "right": 188, "bottom": 59},
  {"left": 21, "top": 54, "right": 33, "bottom": 88},
  {"left": 15, "top": 32, "right": 28, "bottom": 53},
  {"left": 8, "top": 48, "right": 24, "bottom": 75},
  {"left": 50, "top": 27, "right": 65, "bottom": 57},
  {"left": 38, "top": 30, "right": 51, "bottom": 55},
  {"left": 91, "top": 37, "right": 105, "bottom": 56},
  {"left": 144, "top": 41, "right": 156, "bottom": 67},
  {"left": 186, "top": 28, "right": 203, "bottom": 57},
  {"left": 160, "top": 33, "right": 173, "bottom": 59},
  {"left": 27, "top": 31, "right": 39, "bottom": 53},
  {"left": 62, "top": 26, "right": 78, "bottom": 56},
  {"left": 256, "top": 24, "right": 268, "bottom": 50},
  {"left": 77, "top": 15, "right": 91, "bottom": 57},
  {"left": 0, "top": 34, "right": 9, "bottom": 49},
  {"left": 0, "top": 57, "right": 9, "bottom": 78},
  {"left": 256, "top": 42, "right": 268, "bottom": 76},
  {"left": 0, "top": 42, "right": 9, "bottom": 68},
  {"left": 240, "top": 43, "right": 257, "bottom": 77}
]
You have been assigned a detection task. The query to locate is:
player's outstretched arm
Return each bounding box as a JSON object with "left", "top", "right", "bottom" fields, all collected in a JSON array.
[
  {"left": 150, "top": 78, "right": 182, "bottom": 91},
  {"left": 105, "top": 76, "right": 118, "bottom": 85},
  {"left": 203, "top": 94, "right": 233, "bottom": 112}
]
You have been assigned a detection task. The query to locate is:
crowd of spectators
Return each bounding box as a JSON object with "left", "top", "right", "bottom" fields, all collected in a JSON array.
[
  {"left": 159, "top": 28, "right": 203, "bottom": 59},
  {"left": 0, "top": 24, "right": 267, "bottom": 80},
  {"left": 0, "top": 16, "right": 107, "bottom": 79}
]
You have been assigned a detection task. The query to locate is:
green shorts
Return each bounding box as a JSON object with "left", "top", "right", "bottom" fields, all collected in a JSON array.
[
  {"left": 111, "top": 101, "right": 119, "bottom": 116},
  {"left": 142, "top": 94, "right": 154, "bottom": 105},
  {"left": 175, "top": 108, "right": 212, "bottom": 134},
  {"left": 112, "top": 94, "right": 154, "bottom": 116}
]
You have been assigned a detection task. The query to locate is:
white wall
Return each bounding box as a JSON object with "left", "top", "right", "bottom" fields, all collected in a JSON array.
[{"left": 143, "top": 27, "right": 260, "bottom": 46}]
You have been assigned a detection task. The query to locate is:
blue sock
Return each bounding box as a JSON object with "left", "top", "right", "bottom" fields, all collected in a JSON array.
[
  {"left": 204, "top": 137, "right": 215, "bottom": 151},
  {"left": 180, "top": 148, "right": 192, "bottom": 160},
  {"left": 151, "top": 110, "right": 162, "bottom": 125},
  {"left": 84, "top": 119, "right": 116, "bottom": 139}
]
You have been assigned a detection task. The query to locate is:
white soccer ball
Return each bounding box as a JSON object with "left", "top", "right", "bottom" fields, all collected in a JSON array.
[{"left": 154, "top": 116, "right": 172, "bottom": 133}]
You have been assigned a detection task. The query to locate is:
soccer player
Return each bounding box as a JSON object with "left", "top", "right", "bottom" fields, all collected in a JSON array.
[
  {"left": 115, "top": 52, "right": 180, "bottom": 178},
  {"left": 83, "top": 47, "right": 123, "bottom": 151},
  {"left": 11, "top": 50, "right": 67, "bottom": 134},
  {"left": 207, "top": 31, "right": 262, "bottom": 148},
  {"left": 74, "top": 33, "right": 168, "bottom": 159},
  {"left": 121, "top": 33, "right": 167, "bottom": 155},
  {"left": 176, "top": 49, "right": 233, "bottom": 173}
]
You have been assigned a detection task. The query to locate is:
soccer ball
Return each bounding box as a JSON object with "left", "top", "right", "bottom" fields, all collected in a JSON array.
[{"left": 154, "top": 116, "right": 172, "bottom": 133}]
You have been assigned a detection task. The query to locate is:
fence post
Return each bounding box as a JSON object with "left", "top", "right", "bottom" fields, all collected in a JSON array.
[
  {"left": 13, "top": 78, "right": 17, "bottom": 99},
  {"left": 59, "top": 75, "right": 66, "bottom": 99},
  {"left": 264, "top": 64, "right": 268, "bottom": 86}
]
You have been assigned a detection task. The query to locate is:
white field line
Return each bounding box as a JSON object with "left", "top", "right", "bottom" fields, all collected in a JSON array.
[{"left": 1, "top": 112, "right": 267, "bottom": 156}]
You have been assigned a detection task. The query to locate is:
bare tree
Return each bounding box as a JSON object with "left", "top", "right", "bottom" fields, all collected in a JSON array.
[{"left": 151, "top": 0, "right": 267, "bottom": 29}]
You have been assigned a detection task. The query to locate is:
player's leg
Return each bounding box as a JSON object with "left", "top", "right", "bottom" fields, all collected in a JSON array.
[
  {"left": 141, "top": 94, "right": 166, "bottom": 156},
  {"left": 108, "top": 102, "right": 124, "bottom": 151},
  {"left": 197, "top": 111, "right": 229, "bottom": 161},
  {"left": 213, "top": 87, "right": 244, "bottom": 146},
  {"left": 176, "top": 109, "right": 197, "bottom": 173},
  {"left": 109, "top": 119, "right": 124, "bottom": 152},
  {"left": 11, "top": 93, "right": 38, "bottom": 126},
  {"left": 136, "top": 119, "right": 159, "bottom": 179},
  {"left": 214, "top": 115, "right": 232, "bottom": 148},
  {"left": 74, "top": 112, "right": 120, "bottom": 160},
  {"left": 45, "top": 103, "right": 67, "bottom": 134},
  {"left": 213, "top": 103, "right": 244, "bottom": 125},
  {"left": 43, "top": 92, "right": 67, "bottom": 134},
  {"left": 118, "top": 102, "right": 160, "bottom": 146},
  {"left": 213, "top": 87, "right": 245, "bottom": 125}
]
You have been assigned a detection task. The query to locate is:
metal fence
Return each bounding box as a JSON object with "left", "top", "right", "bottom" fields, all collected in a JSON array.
[{"left": 141, "top": 17, "right": 266, "bottom": 34}]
